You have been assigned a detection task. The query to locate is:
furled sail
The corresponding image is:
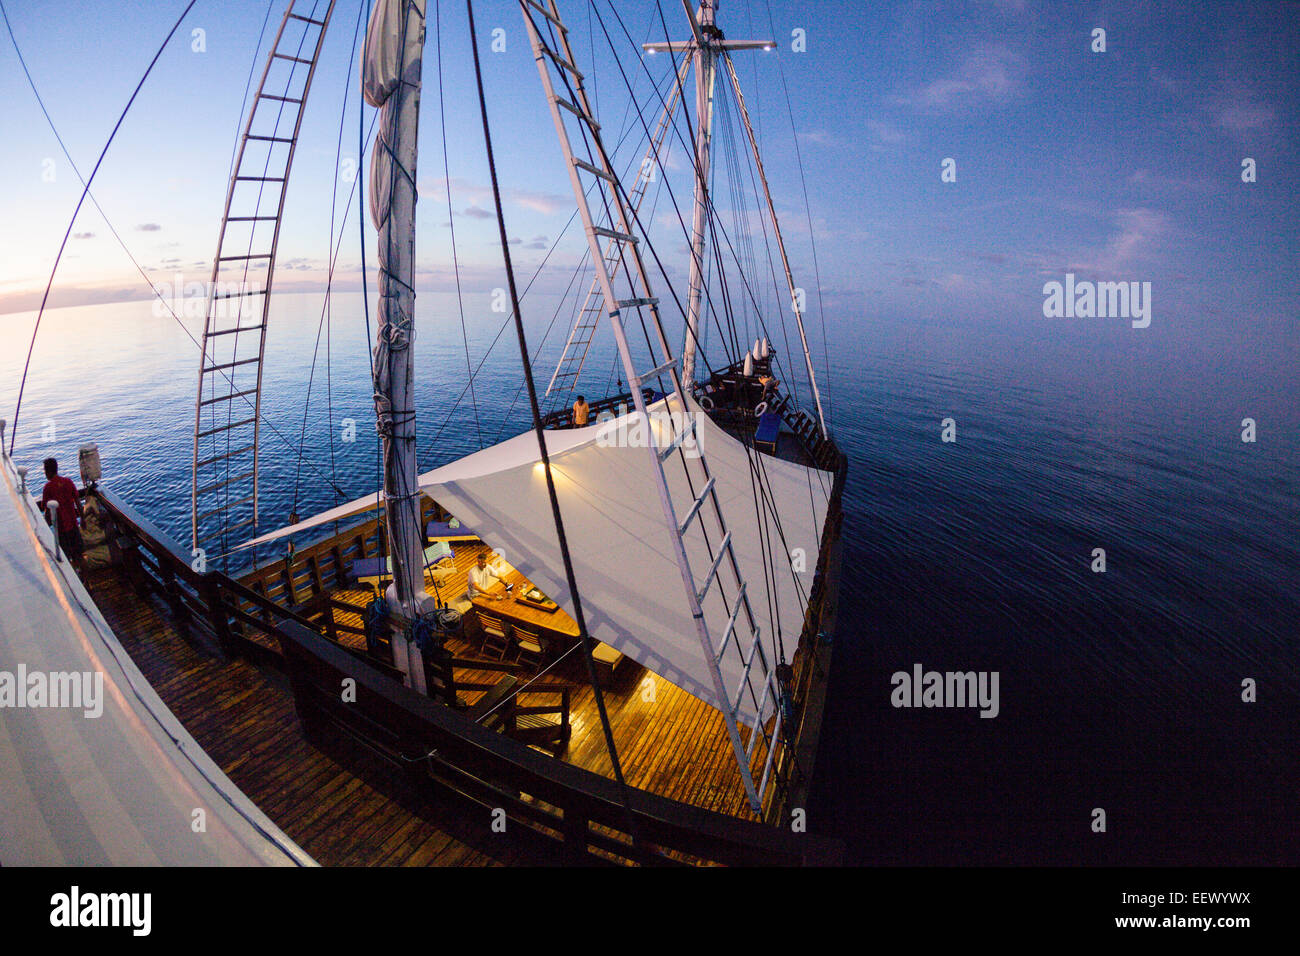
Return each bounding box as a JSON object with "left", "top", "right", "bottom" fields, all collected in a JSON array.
[{"left": 362, "top": 0, "right": 430, "bottom": 688}]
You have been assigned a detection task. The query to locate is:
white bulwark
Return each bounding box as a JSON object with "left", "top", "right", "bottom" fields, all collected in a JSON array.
[{"left": 0, "top": 442, "right": 312, "bottom": 866}]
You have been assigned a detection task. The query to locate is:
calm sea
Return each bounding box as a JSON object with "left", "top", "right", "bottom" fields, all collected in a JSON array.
[{"left": 3, "top": 292, "right": 1296, "bottom": 864}]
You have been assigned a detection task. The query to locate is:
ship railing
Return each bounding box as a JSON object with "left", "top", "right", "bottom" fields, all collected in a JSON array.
[
  {"left": 538, "top": 387, "right": 658, "bottom": 430},
  {"left": 277, "top": 616, "right": 838, "bottom": 866},
  {"left": 89, "top": 483, "right": 372, "bottom": 674}
]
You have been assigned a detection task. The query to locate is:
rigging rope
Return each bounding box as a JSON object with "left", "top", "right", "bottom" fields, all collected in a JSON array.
[
  {"left": 433, "top": 0, "right": 483, "bottom": 450},
  {"left": 292, "top": 0, "right": 368, "bottom": 519},
  {"left": 465, "top": 0, "right": 639, "bottom": 833},
  {"left": 7, "top": 0, "right": 200, "bottom": 456}
]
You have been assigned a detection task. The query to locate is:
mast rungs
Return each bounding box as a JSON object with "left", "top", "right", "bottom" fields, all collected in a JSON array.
[
  {"left": 272, "top": 52, "right": 314, "bottom": 65},
  {"left": 211, "top": 288, "right": 268, "bottom": 300},
  {"left": 523, "top": 0, "right": 566, "bottom": 32},
  {"left": 747, "top": 673, "right": 777, "bottom": 760},
  {"left": 635, "top": 358, "right": 676, "bottom": 386},
  {"left": 245, "top": 135, "right": 295, "bottom": 143},
  {"left": 225, "top": 216, "right": 279, "bottom": 222},
  {"left": 677, "top": 476, "right": 715, "bottom": 536},
  {"left": 714, "top": 581, "right": 747, "bottom": 662},
  {"left": 196, "top": 516, "right": 256, "bottom": 545},
  {"left": 730, "top": 626, "right": 763, "bottom": 718},
  {"left": 656, "top": 415, "right": 696, "bottom": 461},
  {"left": 216, "top": 253, "right": 273, "bottom": 261},
  {"left": 573, "top": 158, "right": 616, "bottom": 182},
  {"left": 695, "top": 530, "right": 732, "bottom": 605},
  {"left": 199, "top": 387, "right": 258, "bottom": 407},
  {"left": 618, "top": 297, "right": 658, "bottom": 309},
  {"left": 234, "top": 176, "right": 286, "bottom": 182},
  {"left": 755, "top": 708, "right": 784, "bottom": 801},
  {"left": 555, "top": 96, "right": 597, "bottom": 129},
  {"left": 539, "top": 42, "right": 584, "bottom": 81},
  {"left": 206, "top": 324, "right": 266, "bottom": 338},
  {"left": 591, "top": 226, "right": 636, "bottom": 244},
  {"left": 197, "top": 494, "right": 254, "bottom": 523},
  {"left": 287, "top": 13, "right": 326, "bottom": 27},
  {"left": 196, "top": 445, "right": 254, "bottom": 469},
  {"left": 203, "top": 357, "right": 260, "bottom": 373},
  {"left": 258, "top": 93, "right": 304, "bottom": 104},
  {"left": 197, "top": 417, "right": 256, "bottom": 439},
  {"left": 197, "top": 470, "right": 256, "bottom": 497}
]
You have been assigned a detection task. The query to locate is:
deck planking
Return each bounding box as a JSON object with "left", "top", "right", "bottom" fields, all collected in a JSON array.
[
  {"left": 327, "top": 540, "right": 783, "bottom": 820},
  {"left": 84, "top": 534, "right": 794, "bottom": 864},
  {"left": 82, "top": 565, "right": 512, "bottom": 866}
]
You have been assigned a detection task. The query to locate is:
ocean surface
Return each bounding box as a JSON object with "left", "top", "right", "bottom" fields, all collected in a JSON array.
[{"left": 2, "top": 292, "right": 1296, "bottom": 864}]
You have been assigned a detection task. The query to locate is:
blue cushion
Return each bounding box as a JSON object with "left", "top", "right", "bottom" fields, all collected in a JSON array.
[
  {"left": 755, "top": 411, "right": 781, "bottom": 446},
  {"left": 426, "top": 519, "right": 478, "bottom": 539},
  {"left": 350, "top": 542, "right": 454, "bottom": 581}
]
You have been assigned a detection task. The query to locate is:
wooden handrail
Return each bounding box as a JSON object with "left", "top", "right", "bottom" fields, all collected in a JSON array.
[{"left": 277, "top": 618, "right": 840, "bottom": 866}]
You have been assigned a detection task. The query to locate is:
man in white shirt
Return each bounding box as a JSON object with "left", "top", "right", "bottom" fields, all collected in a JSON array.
[{"left": 467, "top": 551, "right": 508, "bottom": 599}]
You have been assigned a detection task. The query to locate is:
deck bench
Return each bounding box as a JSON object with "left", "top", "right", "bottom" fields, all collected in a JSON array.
[
  {"left": 425, "top": 518, "right": 480, "bottom": 542},
  {"left": 348, "top": 541, "right": 457, "bottom": 587},
  {"left": 754, "top": 410, "right": 781, "bottom": 454}
]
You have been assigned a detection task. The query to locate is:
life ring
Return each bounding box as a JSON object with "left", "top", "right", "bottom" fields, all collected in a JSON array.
[
  {"left": 699, "top": 394, "right": 715, "bottom": 411},
  {"left": 754, "top": 401, "right": 768, "bottom": 417}
]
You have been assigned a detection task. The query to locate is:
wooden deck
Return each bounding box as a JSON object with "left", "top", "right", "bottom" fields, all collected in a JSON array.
[
  {"left": 75, "top": 448, "right": 841, "bottom": 864},
  {"left": 82, "top": 564, "right": 517, "bottom": 866},
  {"left": 324, "top": 540, "right": 770, "bottom": 820}
]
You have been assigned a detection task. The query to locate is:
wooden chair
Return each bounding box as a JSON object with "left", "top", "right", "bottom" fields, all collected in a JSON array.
[
  {"left": 513, "top": 623, "right": 544, "bottom": 671},
  {"left": 478, "top": 611, "right": 511, "bottom": 661}
]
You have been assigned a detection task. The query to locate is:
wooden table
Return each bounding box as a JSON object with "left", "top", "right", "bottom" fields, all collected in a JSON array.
[{"left": 470, "top": 565, "right": 579, "bottom": 649}]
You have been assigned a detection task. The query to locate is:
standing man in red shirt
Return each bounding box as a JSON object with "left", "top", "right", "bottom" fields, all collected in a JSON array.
[{"left": 39, "top": 457, "right": 84, "bottom": 573}]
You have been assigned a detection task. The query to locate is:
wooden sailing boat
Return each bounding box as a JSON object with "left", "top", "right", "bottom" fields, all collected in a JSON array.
[{"left": 6, "top": 0, "right": 846, "bottom": 866}]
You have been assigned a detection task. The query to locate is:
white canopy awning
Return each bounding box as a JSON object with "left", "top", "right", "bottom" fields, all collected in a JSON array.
[
  {"left": 243, "top": 399, "right": 834, "bottom": 726},
  {"left": 421, "top": 398, "right": 833, "bottom": 726}
]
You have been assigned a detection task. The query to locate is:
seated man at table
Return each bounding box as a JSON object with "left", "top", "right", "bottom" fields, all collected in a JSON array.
[{"left": 467, "top": 551, "right": 510, "bottom": 600}]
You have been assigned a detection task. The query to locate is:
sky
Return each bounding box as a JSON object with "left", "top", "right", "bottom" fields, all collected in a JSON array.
[{"left": 0, "top": 0, "right": 1296, "bottom": 334}]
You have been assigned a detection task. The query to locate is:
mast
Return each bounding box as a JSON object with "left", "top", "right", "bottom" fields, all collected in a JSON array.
[
  {"left": 645, "top": 1, "right": 773, "bottom": 387},
  {"left": 363, "top": 0, "right": 429, "bottom": 691},
  {"left": 681, "top": 1, "right": 716, "bottom": 387}
]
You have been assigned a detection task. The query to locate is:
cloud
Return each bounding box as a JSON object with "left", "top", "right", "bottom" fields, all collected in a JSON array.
[
  {"left": 1215, "top": 100, "right": 1275, "bottom": 138},
  {"left": 136, "top": 223, "right": 162, "bottom": 232},
  {"left": 463, "top": 205, "right": 495, "bottom": 219},
  {"left": 865, "top": 119, "right": 905, "bottom": 146},
  {"left": 72, "top": 232, "right": 95, "bottom": 240},
  {"left": 1200, "top": 80, "right": 1276, "bottom": 141},
  {"left": 1066, "top": 207, "right": 1169, "bottom": 275},
  {"left": 423, "top": 177, "right": 571, "bottom": 217},
  {"left": 892, "top": 43, "right": 1024, "bottom": 111},
  {"left": 797, "top": 130, "right": 837, "bottom": 147},
  {"left": 506, "top": 186, "right": 569, "bottom": 215}
]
